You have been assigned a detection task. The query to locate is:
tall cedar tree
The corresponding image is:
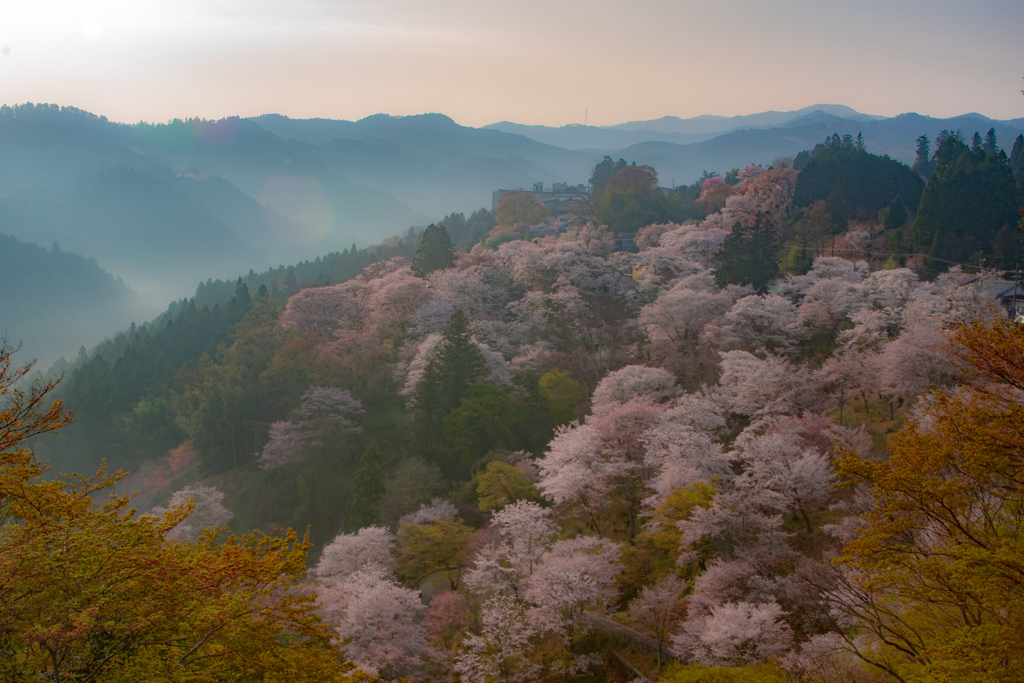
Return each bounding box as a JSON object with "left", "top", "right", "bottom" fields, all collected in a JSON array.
[
  {"left": 411, "top": 223, "right": 455, "bottom": 277},
  {"left": 913, "top": 129, "right": 1020, "bottom": 264},
  {"left": 413, "top": 309, "right": 486, "bottom": 478},
  {"left": 713, "top": 211, "right": 782, "bottom": 293},
  {"left": 792, "top": 133, "right": 923, "bottom": 232},
  {"left": 346, "top": 441, "right": 386, "bottom": 530}
]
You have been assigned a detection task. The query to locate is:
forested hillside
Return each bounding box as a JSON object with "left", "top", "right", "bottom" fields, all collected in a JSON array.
[
  {"left": 0, "top": 233, "right": 152, "bottom": 365},
  {"left": 20, "top": 128, "right": 1024, "bottom": 681}
]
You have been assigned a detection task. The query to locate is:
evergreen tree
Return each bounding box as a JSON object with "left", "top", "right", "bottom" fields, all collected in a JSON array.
[
  {"left": 992, "top": 221, "right": 1024, "bottom": 270},
  {"left": 713, "top": 211, "right": 782, "bottom": 293},
  {"left": 413, "top": 309, "right": 487, "bottom": 478},
  {"left": 411, "top": 224, "right": 455, "bottom": 277},
  {"left": 913, "top": 130, "right": 1020, "bottom": 264},
  {"left": 913, "top": 134, "right": 935, "bottom": 179},
  {"left": 432, "top": 309, "right": 486, "bottom": 413},
  {"left": 983, "top": 127, "right": 999, "bottom": 156},
  {"left": 346, "top": 442, "right": 386, "bottom": 530},
  {"left": 883, "top": 194, "right": 909, "bottom": 231},
  {"left": 1010, "top": 134, "right": 1024, "bottom": 186},
  {"left": 227, "top": 277, "right": 252, "bottom": 324},
  {"left": 589, "top": 156, "right": 628, "bottom": 196},
  {"left": 792, "top": 134, "right": 923, "bottom": 230}
]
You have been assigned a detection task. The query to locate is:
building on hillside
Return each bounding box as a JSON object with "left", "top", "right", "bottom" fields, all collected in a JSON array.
[
  {"left": 492, "top": 182, "right": 589, "bottom": 215},
  {"left": 988, "top": 280, "right": 1024, "bottom": 322}
]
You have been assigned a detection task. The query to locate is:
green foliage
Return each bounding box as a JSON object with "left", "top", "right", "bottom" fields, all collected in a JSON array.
[
  {"left": 378, "top": 458, "right": 446, "bottom": 526},
  {"left": 0, "top": 233, "right": 152, "bottom": 368},
  {"left": 620, "top": 482, "right": 717, "bottom": 597},
  {"left": 837, "top": 316, "right": 1024, "bottom": 681},
  {"left": 442, "top": 383, "right": 516, "bottom": 474},
  {"left": 595, "top": 165, "right": 685, "bottom": 234},
  {"left": 784, "top": 236, "right": 814, "bottom": 275},
  {"left": 992, "top": 221, "right": 1024, "bottom": 270},
  {"left": 395, "top": 519, "right": 472, "bottom": 590},
  {"left": 413, "top": 310, "right": 488, "bottom": 476},
  {"left": 442, "top": 208, "right": 495, "bottom": 251},
  {"left": 411, "top": 223, "right": 456, "bottom": 278},
  {"left": 1010, "top": 134, "right": 1024, "bottom": 187},
  {"left": 495, "top": 192, "right": 550, "bottom": 226},
  {"left": 792, "top": 133, "right": 924, "bottom": 232},
  {"left": 590, "top": 156, "right": 628, "bottom": 196},
  {"left": 538, "top": 370, "right": 589, "bottom": 426},
  {"left": 476, "top": 460, "right": 538, "bottom": 511},
  {"left": 713, "top": 211, "right": 782, "bottom": 293},
  {"left": 346, "top": 442, "right": 386, "bottom": 530},
  {"left": 657, "top": 662, "right": 787, "bottom": 682},
  {"left": 913, "top": 129, "right": 1021, "bottom": 265},
  {"left": 51, "top": 286, "right": 263, "bottom": 473},
  {"left": 913, "top": 134, "right": 935, "bottom": 179},
  {"left": 882, "top": 194, "right": 909, "bottom": 231}
]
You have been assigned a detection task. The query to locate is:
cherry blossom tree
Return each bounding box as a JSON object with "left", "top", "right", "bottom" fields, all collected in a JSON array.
[
  {"left": 297, "top": 386, "right": 365, "bottom": 447},
  {"left": 628, "top": 574, "right": 687, "bottom": 668},
  {"left": 493, "top": 238, "right": 546, "bottom": 286},
  {"left": 320, "top": 570, "right": 431, "bottom": 680},
  {"left": 454, "top": 594, "right": 543, "bottom": 683},
  {"left": 675, "top": 599, "right": 793, "bottom": 666},
  {"left": 718, "top": 293, "right": 802, "bottom": 354},
  {"left": 677, "top": 488, "right": 794, "bottom": 571},
  {"left": 537, "top": 421, "right": 613, "bottom": 532},
  {"left": 873, "top": 307, "right": 955, "bottom": 402},
  {"left": 525, "top": 536, "right": 621, "bottom": 668},
  {"left": 642, "top": 393, "right": 731, "bottom": 503},
  {"left": 797, "top": 277, "right": 866, "bottom": 336},
  {"left": 426, "top": 265, "right": 508, "bottom": 322},
  {"left": 398, "top": 498, "right": 458, "bottom": 525},
  {"left": 782, "top": 632, "right": 870, "bottom": 683},
  {"left": 638, "top": 272, "right": 742, "bottom": 383},
  {"left": 159, "top": 483, "right": 233, "bottom": 543},
  {"left": 507, "top": 283, "right": 631, "bottom": 390},
  {"left": 464, "top": 500, "right": 558, "bottom": 596},
  {"left": 280, "top": 279, "right": 373, "bottom": 338},
  {"left": 539, "top": 397, "right": 666, "bottom": 537},
  {"left": 590, "top": 365, "right": 679, "bottom": 408},
  {"left": 258, "top": 387, "right": 364, "bottom": 469},
  {"left": 863, "top": 267, "right": 919, "bottom": 321},
  {"left": 366, "top": 266, "right": 432, "bottom": 337},
  {"left": 313, "top": 525, "right": 430, "bottom": 680},
  {"left": 716, "top": 350, "right": 828, "bottom": 419},
  {"left": 733, "top": 428, "right": 834, "bottom": 533},
  {"left": 314, "top": 525, "right": 396, "bottom": 582},
  {"left": 423, "top": 590, "right": 471, "bottom": 653},
  {"left": 660, "top": 224, "right": 728, "bottom": 266},
  {"left": 258, "top": 420, "right": 305, "bottom": 469}
]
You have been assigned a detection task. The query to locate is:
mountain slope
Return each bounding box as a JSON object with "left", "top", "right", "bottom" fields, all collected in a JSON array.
[{"left": 0, "top": 232, "right": 154, "bottom": 367}]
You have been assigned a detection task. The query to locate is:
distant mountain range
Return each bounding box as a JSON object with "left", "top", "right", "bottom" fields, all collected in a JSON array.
[
  {"left": 1, "top": 101, "right": 1022, "bottom": 364},
  {"left": 485, "top": 104, "right": 884, "bottom": 149}
]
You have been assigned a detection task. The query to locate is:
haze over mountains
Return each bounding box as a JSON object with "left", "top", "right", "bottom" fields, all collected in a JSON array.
[{"left": 2, "top": 102, "right": 1022, "bottom": 366}]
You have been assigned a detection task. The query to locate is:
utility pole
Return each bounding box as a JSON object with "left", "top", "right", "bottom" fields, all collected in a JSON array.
[
  {"left": 1014, "top": 261, "right": 1021, "bottom": 321},
  {"left": 839, "top": 380, "right": 846, "bottom": 427}
]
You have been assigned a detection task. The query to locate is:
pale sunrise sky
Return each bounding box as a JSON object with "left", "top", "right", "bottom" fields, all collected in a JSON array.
[{"left": 1, "top": 0, "right": 1022, "bottom": 127}]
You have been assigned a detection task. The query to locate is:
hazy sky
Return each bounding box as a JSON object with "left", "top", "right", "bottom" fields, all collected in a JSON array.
[{"left": 2, "top": 0, "right": 1022, "bottom": 127}]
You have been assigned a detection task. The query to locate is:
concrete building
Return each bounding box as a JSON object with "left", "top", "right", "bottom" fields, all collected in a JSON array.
[{"left": 492, "top": 182, "right": 590, "bottom": 215}]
